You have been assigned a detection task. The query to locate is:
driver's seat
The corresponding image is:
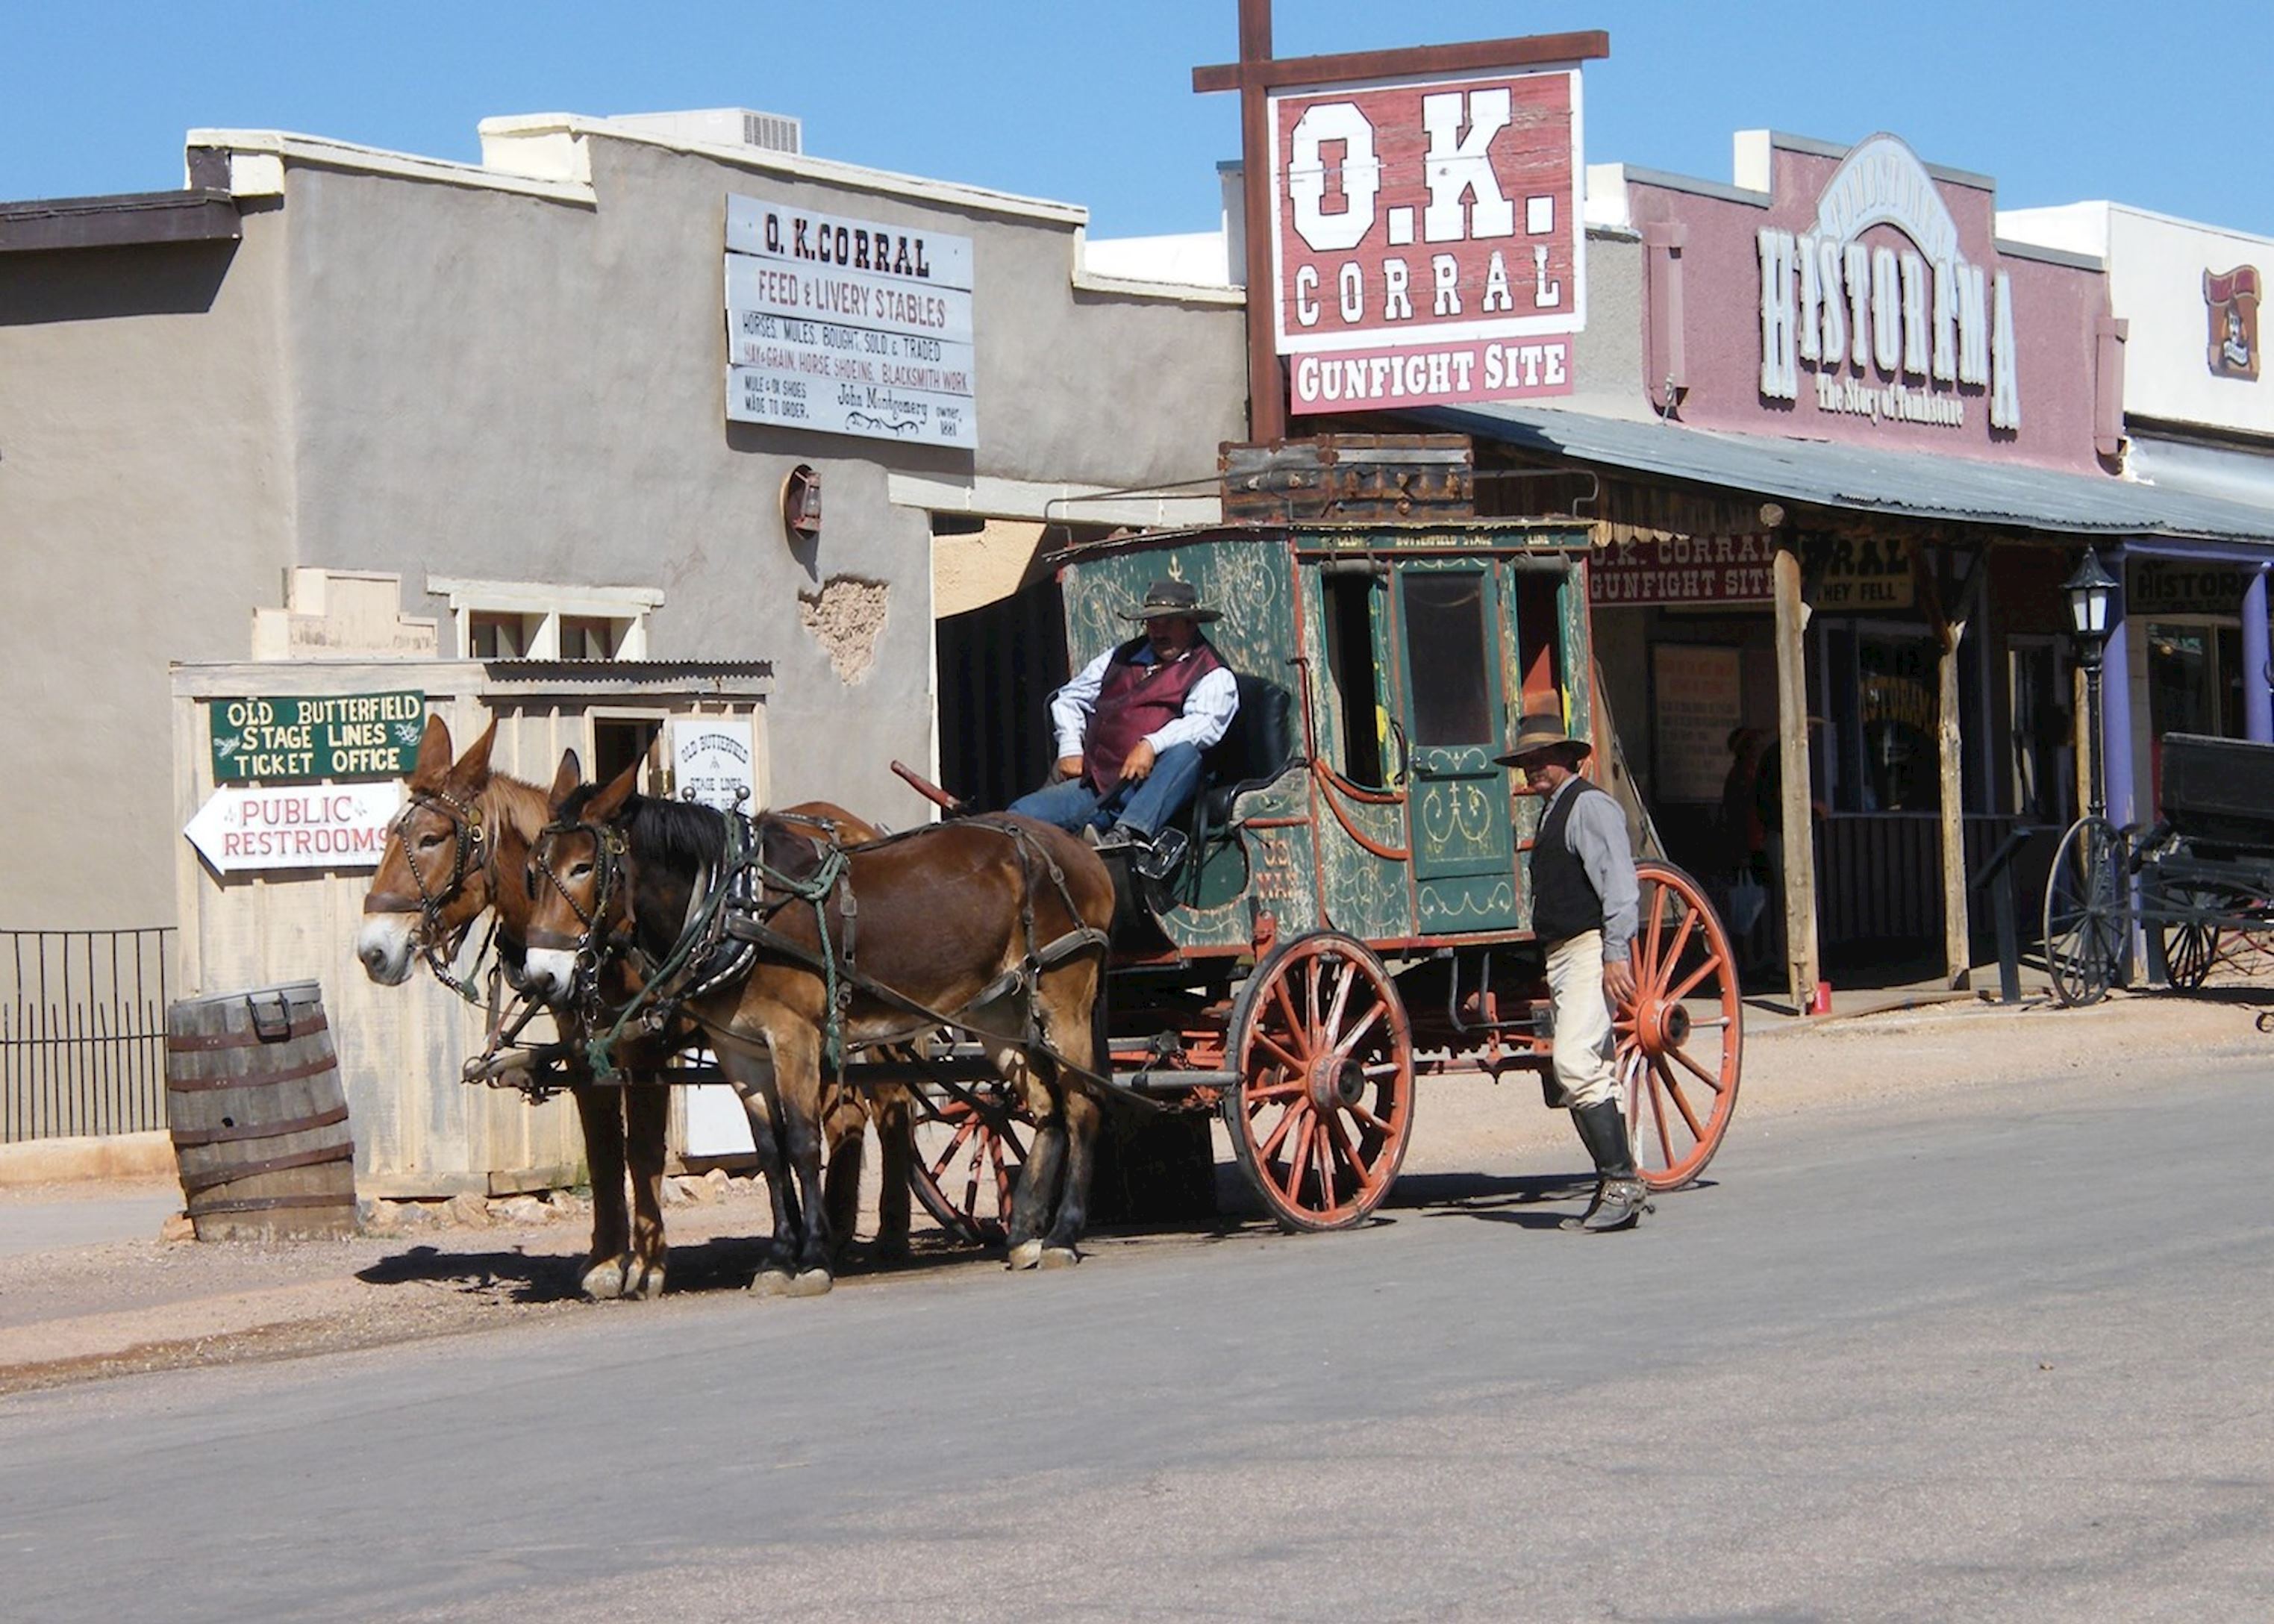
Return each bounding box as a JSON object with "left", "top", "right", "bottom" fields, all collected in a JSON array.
[{"left": 1196, "top": 674, "right": 1299, "bottom": 827}]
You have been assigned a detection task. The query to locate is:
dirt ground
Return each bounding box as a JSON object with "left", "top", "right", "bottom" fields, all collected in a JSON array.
[{"left": 3, "top": 982, "right": 2267, "bottom": 1397}]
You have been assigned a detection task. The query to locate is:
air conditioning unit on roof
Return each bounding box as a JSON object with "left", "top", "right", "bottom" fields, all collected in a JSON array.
[{"left": 606, "top": 108, "right": 802, "bottom": 156}]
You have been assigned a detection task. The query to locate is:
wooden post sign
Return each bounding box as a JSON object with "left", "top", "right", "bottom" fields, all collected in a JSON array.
[{"left": 208, "top": 691, "right": 425, "bottom": 783}]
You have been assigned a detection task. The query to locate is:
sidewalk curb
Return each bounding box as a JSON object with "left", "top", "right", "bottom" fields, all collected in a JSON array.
[{"left": 0, "top": 1131, "right": 174, "bottom": 1188}]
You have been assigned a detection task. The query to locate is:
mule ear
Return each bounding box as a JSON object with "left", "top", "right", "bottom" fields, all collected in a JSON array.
[
  {"left": 449, "top": 718, "right": 499, "bottom": 794},
  {"left": 408, "top": 714, "right": 455, "bottom": 789},
  {"left": 590, "top": 753, "right": 642, "bottom": 822},
  {"left": 548, "top": 749, "right": 583, "bottom": 811}
]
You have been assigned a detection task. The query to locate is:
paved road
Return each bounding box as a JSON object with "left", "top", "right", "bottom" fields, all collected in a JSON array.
[{"left": 4, "top": 1058, "right": 2271, "bottom": 1622}]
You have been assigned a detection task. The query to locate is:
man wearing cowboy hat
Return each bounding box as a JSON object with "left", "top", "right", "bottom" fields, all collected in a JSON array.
[
  {"left": 1496, "top": 713, "right": 1651, "bottom": 1233},
  {"left": 1008, "top": 578, "right": 1239, "bottom": 875}
]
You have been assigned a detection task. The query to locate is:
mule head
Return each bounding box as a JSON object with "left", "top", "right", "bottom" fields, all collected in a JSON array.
[
  {"left": 355, "top": 716, "right": 499, "bottom": 985},
  {"left": 522, "top": 750, "right": 641, "bottom": 1007}
]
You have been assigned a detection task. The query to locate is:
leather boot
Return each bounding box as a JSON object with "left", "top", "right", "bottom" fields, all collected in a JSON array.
[{"left": 1560, "top": 1100, "right": 1651, "bottom": 1233}]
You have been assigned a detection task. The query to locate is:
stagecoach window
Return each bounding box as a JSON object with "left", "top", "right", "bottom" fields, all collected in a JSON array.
[
  {"left": 1401, "top": 572, "right": 1493, "bottom": 746},
  {"left": 1322, "top": 573, "right": 1386, "bottom": 785}
]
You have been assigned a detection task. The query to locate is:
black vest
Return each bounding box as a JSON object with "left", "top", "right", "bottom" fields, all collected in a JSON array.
[{"left": 1529, "top": 779, "right": 1608, "bottom": 946}]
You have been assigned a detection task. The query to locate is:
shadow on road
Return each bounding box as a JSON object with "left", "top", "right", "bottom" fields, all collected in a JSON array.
[{"left": 352, "top": 1228, "right": 996, "bottom": 1303}]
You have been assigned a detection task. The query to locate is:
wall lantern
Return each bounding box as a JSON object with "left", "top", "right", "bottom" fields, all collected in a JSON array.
[
  {"left": 781, "top": 464, "right": 822, "bottom": 543},
  {"left": 2062, "top": 546, "right": 2118, "bottom": 670}
]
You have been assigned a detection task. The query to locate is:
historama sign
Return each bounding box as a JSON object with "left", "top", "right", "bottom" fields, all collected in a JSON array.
[
  {"left": 1272, "top": 65, "right": 1587, "bottom": 416},
  {"left": 1619, "top": 130, "right": 2112, "bottom": 472}
]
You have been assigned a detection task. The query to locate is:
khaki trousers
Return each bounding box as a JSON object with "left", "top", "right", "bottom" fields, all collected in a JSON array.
[{"left": 1546, "top": 929, "right": 1619, "bottom": 1111}]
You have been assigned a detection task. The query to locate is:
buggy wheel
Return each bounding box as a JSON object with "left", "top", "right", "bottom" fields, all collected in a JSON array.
[
  {"left": 1619, "top": 861, "right": 1744, "bottom": 1191},
  {"left": 908, "top": 1083, "right": 1031, "bottom": 1246},
  {"left": 2155, "top": 885, "right": 2223, "bottom": 992},
  {"left": 2044, "top": 816, "right": 2125, "bottom": 1008},
  {"left": 1223, "top": 931, "right": 1414, "bottom": 1232}
]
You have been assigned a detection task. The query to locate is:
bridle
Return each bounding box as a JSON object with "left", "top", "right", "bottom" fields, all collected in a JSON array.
[
  {"left": 528, "top": 808, "right": 630, "bottom": 1017},
  {"left": 366, "top": 785, "right": 493, "bottom": 1001}
]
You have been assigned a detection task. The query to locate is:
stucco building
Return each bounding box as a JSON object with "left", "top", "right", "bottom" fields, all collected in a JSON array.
[{"left": 0, "top": 108, "right": 1246, "bottom": 934}]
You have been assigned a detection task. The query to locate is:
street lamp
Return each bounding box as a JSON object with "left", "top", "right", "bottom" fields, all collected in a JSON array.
[{"left": 2063, "top": 546, "right": 2119, "bottom": 819}]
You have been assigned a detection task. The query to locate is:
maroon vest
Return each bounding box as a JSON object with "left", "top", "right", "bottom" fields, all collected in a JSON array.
[{"left": 1083, "top": 637, "right": 1225, "bottom": 791}]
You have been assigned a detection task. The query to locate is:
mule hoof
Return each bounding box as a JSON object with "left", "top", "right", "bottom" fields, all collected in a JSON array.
[
  {"left": 749, "top": 1269, "right": 796, "bottom": 1298},
  {"left": 579, "top": 1258, "right": 628, "bottom": 1301},
  {"left": 1007, "top": 1239, "right": 1045, "bottom": 1271},
  {"left": 787, "top": 1268, "right": 834, "bottom": 1298},
  {"left": 625, "top": 1260, "right": 666, "bottom": 1301},
  {"left": 1038, "top": 1246, "right": 1081, "bottom": 1270}
]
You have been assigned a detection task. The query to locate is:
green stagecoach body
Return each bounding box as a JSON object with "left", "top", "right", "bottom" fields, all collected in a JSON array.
[{"left": 1053, "top": 519, "right": 1598, "bottom": 957}]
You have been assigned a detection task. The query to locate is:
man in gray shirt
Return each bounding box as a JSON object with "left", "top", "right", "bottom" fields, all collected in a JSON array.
[{"left": 1496, "top": 713, "right": 1649, "bottom": 1232}]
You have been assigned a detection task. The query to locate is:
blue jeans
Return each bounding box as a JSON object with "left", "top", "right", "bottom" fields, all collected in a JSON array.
[{"left": 1007, "top": 743, "right": 1207, "bottom": 840}]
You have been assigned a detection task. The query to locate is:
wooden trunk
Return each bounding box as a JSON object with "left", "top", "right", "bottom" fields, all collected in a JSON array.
[{"left": 165, "top": 981, "right": 357, "bottom": 1240}]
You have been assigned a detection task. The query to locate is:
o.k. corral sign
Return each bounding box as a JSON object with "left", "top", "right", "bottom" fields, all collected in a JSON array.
[
  {"left": 1272, "top": 63, "right": 1586, "bottom": 416},
  {"left": 725, "top": 196, "right": 976, "bottom": 449}
]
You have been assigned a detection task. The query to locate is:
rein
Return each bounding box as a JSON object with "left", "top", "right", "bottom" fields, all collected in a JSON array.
[{"left": 548, "top": 807, "right": 1109, "bottom": 1090}]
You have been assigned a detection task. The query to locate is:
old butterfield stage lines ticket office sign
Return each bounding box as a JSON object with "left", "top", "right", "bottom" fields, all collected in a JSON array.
[
  {"left": 725, "top": 196, "right": 977, "bottom": 448},
  {"left": 209, "top": 690, "right": 425, "bottom": 783}
]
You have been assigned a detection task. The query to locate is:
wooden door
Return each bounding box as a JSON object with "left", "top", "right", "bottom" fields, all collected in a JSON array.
[{"left": 1390, "top": 558, "right": 1521, "bottom": 932}]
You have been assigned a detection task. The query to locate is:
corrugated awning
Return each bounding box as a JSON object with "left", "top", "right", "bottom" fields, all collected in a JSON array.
[{"left": 1428, "top": 403, "right": 2274, "bottom": 550}]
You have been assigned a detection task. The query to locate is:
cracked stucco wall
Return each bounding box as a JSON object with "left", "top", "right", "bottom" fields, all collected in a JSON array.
[{"left": 799, "top": 576, "right": 889, "bottom": 684}]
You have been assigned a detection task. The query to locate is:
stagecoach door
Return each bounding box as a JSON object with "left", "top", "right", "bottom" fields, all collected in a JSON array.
[{"left": 1390, "top": 559, "right": 1522, "bottom": 932}]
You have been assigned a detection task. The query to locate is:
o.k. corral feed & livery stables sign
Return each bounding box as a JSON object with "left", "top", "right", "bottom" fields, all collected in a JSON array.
[
  {"left": 724, "top": 196, "right": 976, "bottom": 448},
  {"left": 1272, "top": 61, "right": 1587, "bottom": 416}
]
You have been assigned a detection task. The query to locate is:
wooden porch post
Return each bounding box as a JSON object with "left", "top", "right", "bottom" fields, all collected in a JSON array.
[
  {"left": 1938, "top": 618, "right": 1970, "bottom": 989},
  {"left": 1772, "top": 546, "right": 1820, "bottom": 1013}
]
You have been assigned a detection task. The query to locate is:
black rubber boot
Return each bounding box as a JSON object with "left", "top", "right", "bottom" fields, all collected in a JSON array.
[{"left": 1561, "top": 1100, "right": 1651, "bottom": 1233}]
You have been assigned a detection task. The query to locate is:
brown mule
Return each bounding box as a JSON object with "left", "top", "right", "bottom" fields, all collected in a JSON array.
[
  {"left": 358, "top": 716, "right": 910, "bottom": 1300},
  {"left": 522, "top": 753, "right": 1115, "bottom": 1295}
]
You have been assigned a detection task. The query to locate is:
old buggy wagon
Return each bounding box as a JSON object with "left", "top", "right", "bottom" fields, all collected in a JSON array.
[
  {"left": 2043, "top": 731, "right": 2274, "bottom": 1008},
  {"left": 909, "top": 518, "right": 1744, "bottom": 1235}
]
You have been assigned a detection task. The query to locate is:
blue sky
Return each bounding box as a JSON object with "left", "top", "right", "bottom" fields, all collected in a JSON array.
[{"left": 7, "top": 2, "right": 2272, "bottom": 239}]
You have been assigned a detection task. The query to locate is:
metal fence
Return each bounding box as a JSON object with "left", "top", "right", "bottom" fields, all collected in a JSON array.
[{"left": 1, "top": 928, "right": 175, "bottom": 1143}]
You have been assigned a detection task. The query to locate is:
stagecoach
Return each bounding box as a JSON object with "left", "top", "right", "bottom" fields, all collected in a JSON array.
[
  {"left": 893, "top": 516, "right": 1745, "bottom": 1237},
  {"left": 426, "top": 515, "right": 1745, "bottom": 1266}
]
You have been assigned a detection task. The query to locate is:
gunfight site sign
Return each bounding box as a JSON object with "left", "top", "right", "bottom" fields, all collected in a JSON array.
[
  {"left": 209, "top": 691, "right": 425, "bottom": 783},
  {"left": 1272, "top": 66, "right": 1585, "bottom": 416}
]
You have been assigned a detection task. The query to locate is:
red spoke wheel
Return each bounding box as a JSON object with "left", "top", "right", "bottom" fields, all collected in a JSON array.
[
  {"left": 908, "top": 1083, "right": 1032, "bottom": 1246},
  {"left": 1617, "top": 861, "right": 1743, "bottom": 1191},
  {"left": 1222, "top": 931, "right": 1414, "bottom": 1231}
]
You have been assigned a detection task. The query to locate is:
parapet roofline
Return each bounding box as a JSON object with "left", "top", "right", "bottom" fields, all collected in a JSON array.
[
  {"left": 483, "top": 113, "right": 1090, "bottom": 228},
  {"left": 185, "top": 116, "right": 1093, "bottom": 229}
]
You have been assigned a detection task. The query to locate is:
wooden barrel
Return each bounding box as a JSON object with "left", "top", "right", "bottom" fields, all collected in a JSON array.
[{"left": 165, "top": 981, "right": 357, "bottom": 1240}]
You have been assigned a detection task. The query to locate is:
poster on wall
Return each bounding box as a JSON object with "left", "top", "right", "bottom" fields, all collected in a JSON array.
[
  {"left": 724, "top": 196, "right": 977, "bottom": 449},
  {"left": 669, "top": 716, "right": 757, "bottom": 812},
  {"left": 1271, "top": 65, "right": 1585, "bottom": 416},
  {"left": 1652, "top": 646, "right": 1743, "bottom": 802}
]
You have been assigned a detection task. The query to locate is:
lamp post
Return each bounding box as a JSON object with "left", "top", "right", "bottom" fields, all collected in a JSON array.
[{"left": 2063, "top": 546, "right": 2118, "bottom": 820}]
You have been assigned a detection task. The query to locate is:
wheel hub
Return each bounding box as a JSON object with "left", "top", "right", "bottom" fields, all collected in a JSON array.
[
  {"left": 1306, "top": 1052, "right": 1365, "bottom": 1112},
  {"left": 1633, "top": 996, "right": 1689, "bottom": 1055}
]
